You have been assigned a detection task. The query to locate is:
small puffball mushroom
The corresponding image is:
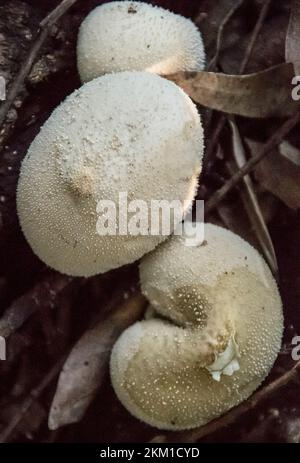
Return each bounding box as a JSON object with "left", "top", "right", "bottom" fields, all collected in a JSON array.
[
  {"left": 77, "top": 1, "right": 205, "bottom": 83},
  {"left": 17, "top": 72, "right": 203, "bottom": 277},
  {"left": 110, "top": 223, "right": 283, "bottom": 430}
]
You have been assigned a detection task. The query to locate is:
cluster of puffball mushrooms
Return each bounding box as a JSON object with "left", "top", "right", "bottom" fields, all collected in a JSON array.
[{"left": 16, "top": 2, "right": 283, "bottom": 431}]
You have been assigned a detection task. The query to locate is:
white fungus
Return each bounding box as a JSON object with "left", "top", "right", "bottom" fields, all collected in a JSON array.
[
  {"left": 77, "top": 1, "right": 206, "bottom": 83},
  {"left": 110, "top": 223, "right": 283, "bottom": 430},
  {"left": 16, "top": 72, "right": 203, "bottom": 277}
]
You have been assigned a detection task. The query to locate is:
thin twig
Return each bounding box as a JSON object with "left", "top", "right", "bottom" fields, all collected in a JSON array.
[
  {"left": 205, "top": 0, "right": 272, "bottom": 169},
  {"left": 208, "top": 0, "right": 245, "bottom": 71},
  {"left": 152, "top": 360, "right": 300, "bottom": 443},
  {"left": 204, "top": 115, "right": 226, "bottom": 173},
  {"left": 0, "top": 0, "right": 79, "bottom": 130},
  {"left": 228, "top": 116, "right": 278, "bottom": 275},
  {"left": 205, "top": 108, "right": 300, "bottom": 214},
  {"left": 0, "top": 273, "right": 73, "bottom": 338},
  {"left": 0, "top": 355, "right": 66, "bottom": 443},
  {"left": 240, "top": 0, "right": 272, "bottom": 74}
]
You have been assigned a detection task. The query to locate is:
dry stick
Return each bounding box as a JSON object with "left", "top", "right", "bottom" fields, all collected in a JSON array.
[
  {"left": 205, "top": 108, "right": 300, "bottom": 214},
  {"left": 228, "top": 116, "right": 278, "bottom": 276},
  {"left": 205, "top": 0, "right": 272, "bottom": 165},
  {"left": 158, "top": 359, "right": 300, "bottom": 443},
  {"left": 0, "top": 355, "right": 66, "bottom": 443},
  {"left": 205, "top": 0, "right": 245, "bottom": 131},
  {"left": 0, "top": 0, "right": 79, "bottom": 130},
  {"left": 208, "top": 0, "right": 245, "bottom": 71}
]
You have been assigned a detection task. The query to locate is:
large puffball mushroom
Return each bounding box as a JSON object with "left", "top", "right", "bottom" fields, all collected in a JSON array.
[
  {"left": 77, "top": 1, "right": 205, "bottom": 83},
  {"left": 110, "top": 223, "right": 283, "bottom": 430},
  {"left": 16, "top": 72, "right": 203, "bottom": 277}
]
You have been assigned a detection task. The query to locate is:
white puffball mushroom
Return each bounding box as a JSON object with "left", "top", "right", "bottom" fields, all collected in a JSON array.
[
  {"left": 17, "top": 72, "right": 203, "bottom": 277},
  {"left": 77, "top": 1, "right": 205, "bottom": 83},
  {"left": 110, "top": 223, "right": 283, "bottom": 430}
]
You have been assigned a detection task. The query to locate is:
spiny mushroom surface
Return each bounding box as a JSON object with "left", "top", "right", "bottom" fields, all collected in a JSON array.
[
  {"left": 17, "top": 72, "right": 203, "bottom": 277},
  {"left": 77, "top": 1, "right": 205, "bottom": 83},
  {"left": 110, "top": 223, "right": 283, "bottom": 430}
]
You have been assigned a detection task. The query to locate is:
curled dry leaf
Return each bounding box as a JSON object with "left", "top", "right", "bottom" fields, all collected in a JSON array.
[
  {"left": 246, "top": 138, "right": 300, "bottom": 210},
  {"left": 229, "top": 117, "right": 278, "bottom": 275},
  {"left": 168, "top": 63, "right": 297, "bottom": 118},
  {"left": 48, "top": 292, "right": 146, "bottom": 431},
  {"left": 286, "top": 0, "right": 300, "bottom": 74}
]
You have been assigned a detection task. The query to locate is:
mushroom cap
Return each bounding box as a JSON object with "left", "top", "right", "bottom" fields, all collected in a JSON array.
[
  {"left": 77, "top": 1, "right": 205, "bottom": 83},
  {"left": 110, "top": 223, "right": 283, "bottom": 430},
  {"left": 17, "top": 72, "right": 203, "bottom": 277}
]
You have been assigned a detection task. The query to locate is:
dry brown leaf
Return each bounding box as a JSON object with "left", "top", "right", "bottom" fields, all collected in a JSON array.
[
  {"left": 286, "top": 0, "right": 300, "bottom": 74},
  {"left": 168, "top": 63, "right": 297, "bottom": 118},
  {"left": 247, "top": 138, "right": 300, "bottom": 210},
  {"left": 48, "top": 292, "right": 146, "bottom": 431},
  {"left": 229, "top": 118, "right": 278, "bottom": 275}
]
